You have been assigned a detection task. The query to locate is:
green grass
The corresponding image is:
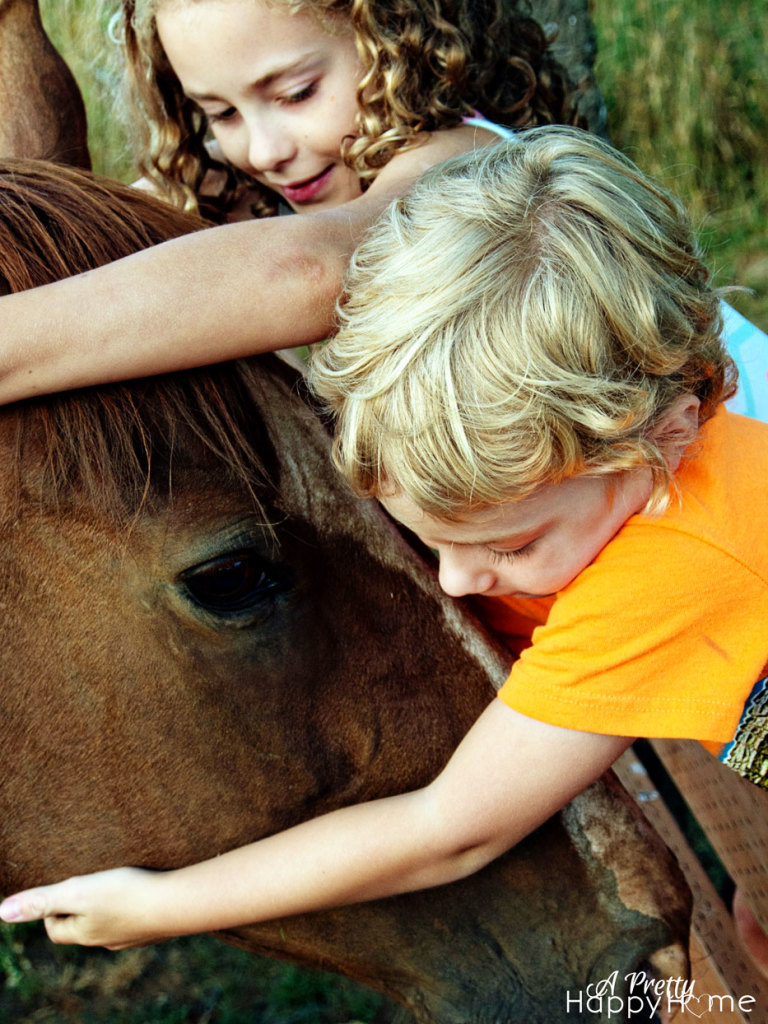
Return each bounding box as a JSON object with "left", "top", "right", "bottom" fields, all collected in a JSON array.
[
  {"left": 1, "top": 922, "right": 385, "bottom": 1023},
  {"left": 39, "top": 0, "right": 134, "bottom": 181}
]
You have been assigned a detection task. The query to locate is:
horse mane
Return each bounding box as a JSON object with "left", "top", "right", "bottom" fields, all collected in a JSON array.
[
  {"left": 0, "top": 159, "right": 285, "bottom": 518},
  {"left": 11, "top": 360, "right": 284, "bottom": 520}
]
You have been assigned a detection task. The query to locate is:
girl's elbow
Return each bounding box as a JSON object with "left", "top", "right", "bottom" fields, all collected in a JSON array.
[{"left": 276, "top": 238, "right": 345, "bottom": 320}]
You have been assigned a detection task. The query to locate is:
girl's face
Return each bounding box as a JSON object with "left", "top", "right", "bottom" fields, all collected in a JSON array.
[{"left": 156, "top": 0, "right": 364, "bottom": 212}]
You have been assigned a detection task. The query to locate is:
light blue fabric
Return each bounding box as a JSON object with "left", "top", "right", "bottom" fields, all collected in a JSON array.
[
  {"left": 462, "top": 116, "right": 515, "bottom": 140},
  {"left": 723, "top": 301, "right": 768, "bottom": 422}
]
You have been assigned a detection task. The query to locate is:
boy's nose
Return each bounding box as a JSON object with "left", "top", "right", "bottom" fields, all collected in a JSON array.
[{"left": 437, "top": 551, "right": 496, "bottom": 598}]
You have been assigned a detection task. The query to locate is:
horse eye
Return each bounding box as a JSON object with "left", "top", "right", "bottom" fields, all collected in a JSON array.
[{"left": 180, "top": 553, "right": 280, "bottom": 614}]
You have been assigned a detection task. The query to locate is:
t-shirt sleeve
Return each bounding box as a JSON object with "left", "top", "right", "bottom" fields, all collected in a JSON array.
[
  {"left": 498, "top": 522, "right": 768, "bottom": 743},
  {"left": 468, "top": 593, "right": 554, "bottom": 659}
]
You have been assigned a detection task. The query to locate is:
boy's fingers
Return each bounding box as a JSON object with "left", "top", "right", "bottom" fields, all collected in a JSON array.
[
  {"left": 44, "top": 913, "right": 88, "bottom": 946},
  {"left": 0, "top": 886, "right": 97, "bottom": 947},
  {"left": 0, "top": 880, "right": 78, "bottom": 923},
  {"left": 0, "top": 890, "right": 50, "bottom": 923}
]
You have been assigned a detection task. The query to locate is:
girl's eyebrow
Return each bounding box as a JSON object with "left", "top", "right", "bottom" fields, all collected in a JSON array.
[{"left": 187, "top": 56, "right": 320, "bottom": 102}]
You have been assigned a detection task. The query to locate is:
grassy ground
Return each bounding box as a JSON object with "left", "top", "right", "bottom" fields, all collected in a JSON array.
[
  {"left": 4, "top": 0, "right": 767, "bottom": 1020},
  {"left": 1, "top": 922, "right": 386, "bottom": 1023}
]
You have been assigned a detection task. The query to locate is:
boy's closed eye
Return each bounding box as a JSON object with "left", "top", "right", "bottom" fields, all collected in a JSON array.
[{"left": 486, "top": 541, "right": 537, "bottom": 564}]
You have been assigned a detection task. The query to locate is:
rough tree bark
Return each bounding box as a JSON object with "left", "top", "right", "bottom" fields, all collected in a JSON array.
[{"left": 532, "top": 0, "right": 608, "bottom": 137}]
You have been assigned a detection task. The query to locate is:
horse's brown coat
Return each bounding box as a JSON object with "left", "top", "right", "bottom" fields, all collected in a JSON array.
[
  {"left": 0, "top": 0, "right": 89, "bottom": 167},
  {"left": 0, "top": 351, "right": 692, "bottom": 1022}
]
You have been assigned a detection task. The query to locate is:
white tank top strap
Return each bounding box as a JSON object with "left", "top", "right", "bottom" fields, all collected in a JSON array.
[{"left": 461, "top": 114, "right": 515, "bottom": 140}]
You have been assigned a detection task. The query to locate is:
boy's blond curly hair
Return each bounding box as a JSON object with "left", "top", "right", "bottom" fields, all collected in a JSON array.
[
  {"left": 110, "top": 0, "right": 578, "bottom": 222},
  {"left": 310, "top": 127, "right": 736, "bottom": 518}
]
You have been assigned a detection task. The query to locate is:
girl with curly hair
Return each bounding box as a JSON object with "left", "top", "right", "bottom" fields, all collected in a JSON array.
[
  {"left": 117, "top": 0, "right": 576, "bottom": 222},
  {"left": 0, "top": 0, "right": 577, "bottom": 401}
]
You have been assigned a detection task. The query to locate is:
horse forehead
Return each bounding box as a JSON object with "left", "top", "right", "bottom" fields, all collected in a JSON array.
[
  {"left": 253, "top": 366, "right": 398, "bottom": 541},
  {"left": 235, "top": 365, "right": 512, "bottom": 686},
  {"left": 0, "top": 418, "right": 24, "bottom": 514},
  {"left": 0, "top": 363, "right": 509, "bottom": 688}
]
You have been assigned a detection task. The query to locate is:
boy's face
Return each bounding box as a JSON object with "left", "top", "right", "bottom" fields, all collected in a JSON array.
[
  {"left": 157, "top": 0, "right": 364, "bottom": 213},
  {"left": 381, "top": 471, "right": 652, "bottom": 599}
]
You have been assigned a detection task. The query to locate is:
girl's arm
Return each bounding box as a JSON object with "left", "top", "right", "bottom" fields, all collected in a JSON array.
[
  {"left": 0, "top": 700, "right": 632, "bottom": 949},
  {"left": 0, "top": 126, "right": 489, "bottom": 405}
]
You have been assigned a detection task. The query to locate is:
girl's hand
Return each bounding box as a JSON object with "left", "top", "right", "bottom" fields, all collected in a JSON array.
[{"left": 0, "top": 867, "right": 166, "bottom": 949}]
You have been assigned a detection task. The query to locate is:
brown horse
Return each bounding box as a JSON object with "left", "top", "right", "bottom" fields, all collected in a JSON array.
[
  {"left": 0, "top": 161, "right": 691, "bottom": 1022},
  {"left": 0, "top": 0, "right": 89, "bottom": 167}
]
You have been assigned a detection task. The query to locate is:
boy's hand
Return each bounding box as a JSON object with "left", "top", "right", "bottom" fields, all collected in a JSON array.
[{"left": 0, "top": 867, "right": 164, "bottom": 949}]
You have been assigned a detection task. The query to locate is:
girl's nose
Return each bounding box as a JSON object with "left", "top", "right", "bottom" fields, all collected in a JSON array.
[
  {"left": 247, "top": 118, "right": 296, "bottom": 173},
  {"left": 437, "top": 550, "right": 496, "bottom": 598}
]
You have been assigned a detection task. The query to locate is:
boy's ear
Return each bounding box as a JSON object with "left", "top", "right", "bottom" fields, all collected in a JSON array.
[{"left": 650, "top": 394, "right": 701, "bottom": 472}]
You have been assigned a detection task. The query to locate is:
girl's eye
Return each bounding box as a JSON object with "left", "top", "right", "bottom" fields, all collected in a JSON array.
[
  {"left": 207, "top": 106, "right": 238, "bottom": 124},
  {"left": 281, "top": 81, "right": 318, "bottom": 105}
]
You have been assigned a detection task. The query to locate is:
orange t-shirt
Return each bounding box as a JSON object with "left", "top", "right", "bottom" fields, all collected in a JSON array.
[{"left": 495, "top": 408, "right": 768, "bottom": 772}]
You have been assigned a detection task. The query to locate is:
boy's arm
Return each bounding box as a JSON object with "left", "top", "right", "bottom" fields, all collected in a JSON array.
[
  {"left": 0, "top": 699, "right": 632, "bottom": 949},
  {"left": 0, "top": 127, "right": 487, "bottom": 405}
]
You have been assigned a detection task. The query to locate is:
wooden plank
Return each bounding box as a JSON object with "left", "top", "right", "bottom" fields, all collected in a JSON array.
[
  {"left": 688, "top": 933, "right": 756, "bottom": 1024},
  {"left": 614, "top": 749, "right": 768, "bottom": 1021},
  {"left": 652, "top": 738, "right": 768, "bottom": 935}
]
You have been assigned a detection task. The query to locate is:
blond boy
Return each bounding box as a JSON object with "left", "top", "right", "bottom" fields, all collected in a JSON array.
[{"left": 315, "top": 126, "right": 768, "bottom": 771}]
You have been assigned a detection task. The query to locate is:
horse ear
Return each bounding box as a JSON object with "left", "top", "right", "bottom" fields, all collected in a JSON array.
[
  {"left": 650, "top": 394, "right": 701, "bottom": 472},
  {"left": 0, "top": 2, "right": 90, "bottom": 169}
]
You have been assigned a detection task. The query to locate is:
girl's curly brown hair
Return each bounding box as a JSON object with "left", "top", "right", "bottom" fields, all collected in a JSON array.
[{"left": 110, "top": 0, "right": 580, "bottom": 223}]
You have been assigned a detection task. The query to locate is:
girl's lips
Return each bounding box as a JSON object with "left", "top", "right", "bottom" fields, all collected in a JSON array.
[{"left": 281, "top": 165, "right": 334, "bottom": 204}]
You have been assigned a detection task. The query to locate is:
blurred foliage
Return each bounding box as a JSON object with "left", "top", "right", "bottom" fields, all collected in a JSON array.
[
  {"left": 592, "top": 0, "right": 768, "bottom": 329},
  {"left": 1, "top": 921, "right": 384, "bottom": 1022},
  {"left": 39, "top": 0, "right": 133, "bottom": 181}
]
